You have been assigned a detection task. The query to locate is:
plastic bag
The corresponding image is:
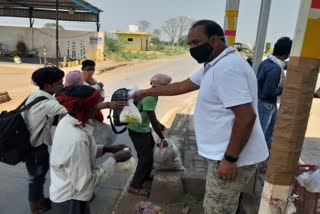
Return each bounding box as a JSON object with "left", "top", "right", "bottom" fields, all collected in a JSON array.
[
  {"left": 117, "top": 157, "right": 137, "bottom": 173},
  {"left": 134, "top": 201, "right": 164, "bottom": 214},
  {"left": 119, "top": 86, "right": 142, "bottom": 124},
  {"left": 153, "top": 138, "right": 185, "bottom": 171},
  {"left": 88, "top": 119, "right": 117, "bottom": 146},
  {"left": 296, "top": 168, "right": 320, "bottom": 192}
]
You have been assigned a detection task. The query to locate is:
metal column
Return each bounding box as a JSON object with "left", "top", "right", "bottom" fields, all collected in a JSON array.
[
  {"left": 252, "top": 0, "right": 272, "bottom": 72},
  {"left": 56, "top": 0, "right": 59, "bottom": 67}
]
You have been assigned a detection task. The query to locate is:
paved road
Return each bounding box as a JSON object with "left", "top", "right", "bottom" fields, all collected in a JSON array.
[{"left": 0, "top": 54, "right": 201, "bottom": 214}]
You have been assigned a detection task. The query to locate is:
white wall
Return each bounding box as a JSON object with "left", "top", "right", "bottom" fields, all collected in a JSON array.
[{"left": 0, "top": 26, "right": 104, "bottom": 59}]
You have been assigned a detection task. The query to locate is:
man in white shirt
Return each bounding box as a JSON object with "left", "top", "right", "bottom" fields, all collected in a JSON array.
[
  {"left": 22, "top": 66, "right": 67, "bottom": 214},
  {"left": 51, "top": 85, "right": 131, "bottom": 214},
  {"left": 131, "top": 20, "right": 269, "bottom": 214},
  {"left": 81, "top": 59, "right": 105, "bottom": 101}
]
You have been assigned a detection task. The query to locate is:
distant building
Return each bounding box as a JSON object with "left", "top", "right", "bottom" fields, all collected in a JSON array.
[
  {"left": 0, "top": 26, "right": 104, "bottom": 62},
  {"left": 112, "top": 26, "right": 154, "bottom": 51}
]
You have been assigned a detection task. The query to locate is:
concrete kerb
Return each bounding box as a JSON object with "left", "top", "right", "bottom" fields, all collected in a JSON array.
[
  {"left": 0, "top": 60, "right": 131, "bottom": 74},
  {"left": 149, "top": 171, "right": 185, "bottom": 204},
  {"left": 149, "top": 100, "right": 208, "bottom": 205},
  {"left": 60, "top": 61, "right": 132, "bottom": 75},
  {"left": 96, "top": 63, "right": 133, "bottom": 75},
  {"left": 163, "top": 98, "right": 208, "bottom": 199}
]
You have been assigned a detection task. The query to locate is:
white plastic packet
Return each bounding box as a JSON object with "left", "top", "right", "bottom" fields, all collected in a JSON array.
[
  {"left": 119, "top": 86, "right": 142, "bottom": 124},
  {"left": 297, "top": 168, "right": 320, "bottom": 192},
  {"left": 88, "top": 119, "right": 117, "bottom": 146},
  {"left": 117, "top": 157, "right": 137, "bottom": 173},
  {"left": 153, "top": 138, "right": 185, "bottom": 171}
]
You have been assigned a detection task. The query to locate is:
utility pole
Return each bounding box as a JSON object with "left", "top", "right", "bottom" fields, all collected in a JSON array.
[
  {"left": 259, "top": 0, "right": 320, "bottom": 213},
  {"left": 252, "top": 0, "right": 272, "bottom": 72},
  {"left": 223, "top": 0, "right": 240, "bottom": 46},
  {"left": 56, "top": 0, "right": 59, "bottom": 67}
]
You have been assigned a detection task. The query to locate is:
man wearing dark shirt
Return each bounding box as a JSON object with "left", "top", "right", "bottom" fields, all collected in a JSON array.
[{"left": 257, "top": 37, "right": 292, "bottom": 148}]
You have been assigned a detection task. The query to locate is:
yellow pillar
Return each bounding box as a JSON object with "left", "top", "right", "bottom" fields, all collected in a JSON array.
[{"left": 223, "top": 0, "right": 240, "bottom": 46}]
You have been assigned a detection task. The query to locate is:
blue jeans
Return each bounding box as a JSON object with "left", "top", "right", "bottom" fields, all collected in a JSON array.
[
  {"left": 25, "top": 144, "right": 49, "bottom": 202},
  {"left": 258, "top": 101, "right": 277, "bottom": 148}
]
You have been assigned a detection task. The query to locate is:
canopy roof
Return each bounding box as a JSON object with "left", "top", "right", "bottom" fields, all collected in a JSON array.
[{"left": 0, "top": 0, "right": 102, "bottom": 22}]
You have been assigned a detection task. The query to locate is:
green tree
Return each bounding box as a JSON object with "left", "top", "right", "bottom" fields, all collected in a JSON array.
[
  {"left": 265, "top": 42, "right": 272, "bottom": 53},
  {"left": 150, "top": 37, "right": 161, "bottom": 45},
  {"left": 162, "top": 17, "right": 179, "bottom": 45},
  {"left": 137, "top": 20, "right": 151, "bottom": 32},
  {"left": 178, "top": 35, "right": 188, "bottom": 47},
  {"left": 151, "top": 29, "right": 161, "bottom": 45},
  {"left": 43, "top": 23, "right": 64, "bottom": 30},
  {"left": 104, "top": 35, "right": 124, "bottom": 53},
  {"left": 153, "top": 29, "right": 161, "bottom": 38},
  {"left": 176, "top": 16, "right": 193, "bottom": 46}
]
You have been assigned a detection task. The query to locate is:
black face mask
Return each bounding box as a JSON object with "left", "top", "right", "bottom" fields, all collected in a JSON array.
[{"left": 189, "top": 42, "right": 213, "bottom": 63}]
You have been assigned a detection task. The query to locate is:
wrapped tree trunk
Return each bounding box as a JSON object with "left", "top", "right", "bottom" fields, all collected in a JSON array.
[{"left": 259, "top": 0, "right": 320, "bottom": 213}]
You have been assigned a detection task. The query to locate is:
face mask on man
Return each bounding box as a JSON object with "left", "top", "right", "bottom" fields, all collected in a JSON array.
[
  {"left": 189, "top": 42, "right": 213, "bottom": 63},
  {"left": 189, "top": 36, "right": 225, "bottom": 63}
]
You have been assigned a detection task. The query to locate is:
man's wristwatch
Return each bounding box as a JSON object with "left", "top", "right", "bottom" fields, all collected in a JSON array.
[{"left": 224, "top": 154, "right": 238, "bottom": 163}]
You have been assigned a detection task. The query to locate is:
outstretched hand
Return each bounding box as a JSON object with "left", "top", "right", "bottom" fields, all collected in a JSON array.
[
  {"left": 108, "top": 101, "right": 128, "bottom": 110},
  {"left": 129, "top": 89, "right": 147, "bottom": 100}
]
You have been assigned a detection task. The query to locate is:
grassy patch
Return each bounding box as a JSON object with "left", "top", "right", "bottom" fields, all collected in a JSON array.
[
  {"left": 149, "top": 45, "right": 188, "bottom": 56},
  {"left": 104, "top": 36, "right": 188, "bottom": 61}
]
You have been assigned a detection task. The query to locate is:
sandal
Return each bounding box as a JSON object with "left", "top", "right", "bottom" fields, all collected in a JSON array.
[{"left": 128, "top": 187, "right": 148, "bottom": 196}]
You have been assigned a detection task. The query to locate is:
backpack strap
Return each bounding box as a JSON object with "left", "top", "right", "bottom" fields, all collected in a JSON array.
[
  {"left": 52, "top": 115, "right": 60, "bottom": 126},
  {"left": 16, "top": 96, "right": 49, "bottom": 147},
  {"left": 16, "top": 96, "right": 48, "bottom": 113},
  {"left": 32, "top": 115, "right": 49, "bottom": 145},
  {"left": 15, "top": 96, "right": 29, "bottom": 110},
  {"left": 107, "top": 109, "right": 127, "bottom": 134}
]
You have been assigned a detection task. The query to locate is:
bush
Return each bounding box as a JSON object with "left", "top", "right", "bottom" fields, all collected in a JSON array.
[
  {"left": 150, "top": 44, "right": 165, "bottom": 51},
  {"left": 104, "top": 35, "right": 188, "bottom": 61},
  {"left": 16, "top": 41, "right": 27, "bottom": 56},
  {"left": 178, "top": 35, "right": 189, "bottom": 47},
  {"left": 117, "top": 51, "right": 158, "bottom": 61},
  {"left": 150, "top": 45, "right": 188, "bottom": 56},
  {"left": 104, "top": 36, "right": 125, "bottom": 53}
]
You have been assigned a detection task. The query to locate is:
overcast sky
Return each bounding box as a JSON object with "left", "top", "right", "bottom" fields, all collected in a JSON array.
[{"left": 0, "top": 0, "right": 300, "bottom": 46}]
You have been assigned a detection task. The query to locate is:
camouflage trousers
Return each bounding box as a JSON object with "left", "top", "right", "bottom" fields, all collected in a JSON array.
[{"left": 203, "top": 160, "right": 257, "bottom": 214}]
